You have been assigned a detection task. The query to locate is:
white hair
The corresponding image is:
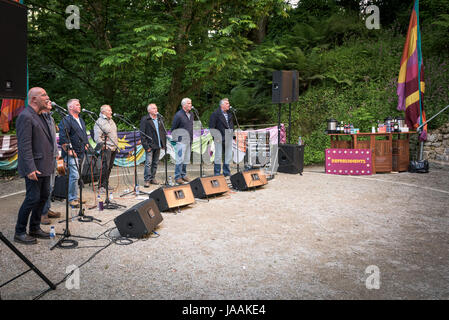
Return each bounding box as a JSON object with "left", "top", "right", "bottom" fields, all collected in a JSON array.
[
  {"left": 67, "top": 99, "right": 79, "bottom": 110},
  {"left": 147, "top": 103, "right": 157, "bottom": 112},
  {"left": 181, "top": 98, "right": 191, "bottom": 107}
]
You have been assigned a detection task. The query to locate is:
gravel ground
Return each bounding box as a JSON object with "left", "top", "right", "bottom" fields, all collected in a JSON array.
[{"left": 0, "top": 163, "right": 448, "bottom": 300}]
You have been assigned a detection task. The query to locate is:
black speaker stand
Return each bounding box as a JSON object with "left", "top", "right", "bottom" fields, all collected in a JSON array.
[{"left": 0, "top": 232, "right": 56, "bottom": 293}]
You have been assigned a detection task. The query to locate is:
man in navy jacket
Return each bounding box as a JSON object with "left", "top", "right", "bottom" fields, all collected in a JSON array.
[
  {"left": 58, "top": 99, "right": 90, "bottom": 207},
  {"left": 171, "top": 98, "right": 194, "bottom": 184},
  {"left": 140, "top": 103, "right": 167, "bottom": 187},
  {"left": 209, "top": 98, "right": 234, "bottom": 176},
  {"left": 14, "top": 87, "right": 55, "bottom": 244}
]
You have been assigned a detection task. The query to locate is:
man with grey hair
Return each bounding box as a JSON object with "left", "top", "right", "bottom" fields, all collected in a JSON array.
[
  {"left": 94, "top": 104, "right": 119, "bottom": 193},
  {"left": 58, "top": 99, "right": 90, "bottom": 207},
  {"left": 171, "top": 98, "right": 194, "bottom": 184},
  {"left": 140, "top": 103, "right": 167, "bottom": 187},
  {"left": 209, "top": 98, "right": 234, "bottom": 176}
]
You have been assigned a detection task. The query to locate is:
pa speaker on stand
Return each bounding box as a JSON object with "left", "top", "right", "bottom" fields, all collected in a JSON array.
[{"left": 0, "top": 0, "right": 27, "bottom": 99}]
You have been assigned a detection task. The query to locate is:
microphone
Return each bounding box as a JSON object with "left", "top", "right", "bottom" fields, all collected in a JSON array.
[
  {"left": 113, "top": 113, "right": 123, "bottom": 118},
  {"left": 82, "top": 108, "right": 96, "bottom": 115},
  {"left": 230, "top": 106, "right": 237, "bottom": 113},
  {"left": 157, "top": 112, "right": 164, "bottom": 118},
  {"left": 51, "top": 102, "right": 68, "bottom": 114},
  {"left": 191, "top": 106, "right": 196, "bottom": 111}
]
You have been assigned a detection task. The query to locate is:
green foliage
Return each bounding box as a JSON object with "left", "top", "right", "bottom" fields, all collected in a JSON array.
[{"left": 11, "top": 0, "right": 448, "bottom": 168}]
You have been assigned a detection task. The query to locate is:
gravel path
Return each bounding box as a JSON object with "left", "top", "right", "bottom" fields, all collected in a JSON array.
[{"left": 1, "top": 163, "right": 448, "bottom": 300}]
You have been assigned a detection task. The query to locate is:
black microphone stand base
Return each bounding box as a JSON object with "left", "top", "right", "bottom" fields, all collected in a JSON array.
[{"left": 104, "top": 198, "right": 126, "bottom": 209}]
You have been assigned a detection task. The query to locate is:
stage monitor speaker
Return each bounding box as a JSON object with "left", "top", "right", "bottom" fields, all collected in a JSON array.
[
  {"left": 277, "top": 144, "right": 304, "bottom": 174},
  {"left": 190, "top": 175, "right": 230, "bottom": 199},
  {"left": 0, "top": 0, "right": 27, "bottom": 99},
  {"left": 230, "top": 169, "right": 268, "bottom": 191},
  {"left": 272, "top": 70, "right": 293, "bottom": 104},
  {"left": 148, "top": 184, "right": 195, "bottom": 212},
  {"left": 114, "top": 198, "right": 163, "bottom": 238}
]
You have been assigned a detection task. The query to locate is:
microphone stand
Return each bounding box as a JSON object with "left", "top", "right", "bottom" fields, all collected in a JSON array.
[
  {"left": 192, "top": 108, "right": 203, "bottom": 177},
  {"left": 84, "top": 112, "right": 125, "bottom": 210},
  {"left": 113, "top": 113, "right": 153, "bottom": 197},
  {"left": 230, "top": 108, "right": 241, "bottom": 173},
  {"left": 51, "top": 108, "right": 96, "bottom": 250}
]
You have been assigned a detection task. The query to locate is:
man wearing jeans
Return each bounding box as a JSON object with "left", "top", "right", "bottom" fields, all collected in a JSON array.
[
  {"left": 14, "top": 87, "right": 55, "bottom": 244},
  {"left": 58, "top": 99, "right": 90, "bottom": 208},
  {"left": 171, "top": 98, "right": 193, "bottom": 184},
  {"left": 209, "top": 98, "right": 234, "bottom": 176},
  {"left": 140, "top": 103, "right": 167, "bottom": 187}
]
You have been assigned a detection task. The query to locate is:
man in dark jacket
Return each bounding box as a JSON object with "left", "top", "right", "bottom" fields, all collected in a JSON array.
[
  {"left": 58, "top": 99, "right": 90, "bottom": 207},
  {"left": 14, "top": 87, "right": 55, "bottom": 244},
  {"left": 209, "top": 98, "right": 234, "bottom": 176},
  {"left": 171, "top": 98, "right": 194, "bottom": 184},
  {"left": 140, "top": 103, "right": 166, "bottom": 187}
]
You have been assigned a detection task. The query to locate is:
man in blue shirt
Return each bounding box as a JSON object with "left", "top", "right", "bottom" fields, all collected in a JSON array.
[
  {"left": 140, "top": 103, "right": 167, "bottom": 187},
  {"left": 171, "top": 98, "right": 194, "bottom": 184}
]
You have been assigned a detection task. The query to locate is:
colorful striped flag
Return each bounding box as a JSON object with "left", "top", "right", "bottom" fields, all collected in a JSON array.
[{"left": 397, "top": 0, "right": 427, "bottom": 141}]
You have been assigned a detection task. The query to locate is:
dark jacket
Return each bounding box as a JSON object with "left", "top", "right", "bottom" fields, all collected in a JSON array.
[
  {"left": 140, "top": 114, "right": 167, "bottom": 150},
  {"left": 209, "top": 107, "right": 234, "bottom": 142},
  {"left": 58, "top": 114, "right": 89, "bottom": 160},
  {"left": 16, "top": 106, "right": 55, "bottom": 177},
  {"left": 171, "top": 109, "right": 194, "bottom": 143}
]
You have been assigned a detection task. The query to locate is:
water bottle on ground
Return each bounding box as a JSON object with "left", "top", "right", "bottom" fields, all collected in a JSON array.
[
  {"left": 49, "top": 226, "right": 56, "bottom": 247},
  {"left": 71, "top": 206, "right": 77, "bottom": 222},
  {"left": 168, "top": 176, "right": 174, "bottom": 186}
]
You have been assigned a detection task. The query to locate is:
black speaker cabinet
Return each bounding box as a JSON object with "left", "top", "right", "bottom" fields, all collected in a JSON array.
[
  {"left": 114, "top": 199, "right": 163, "bottom": 238},
  {"left": 277, "top": 144, "right": 304, "bottom": 174},
  {"left": 148, "top": 184, "right": 195, "bottom": 212},
  {"left": 190, "top": 175, "right": 230, "bottom": 199},
  {"left": 230, "top": 169, "right": 268, "bottom": 191},
  {"left": 291, "top": 70, "right": 299, "bottom": 102},
  {"left": 0, "top": 0, "right": 27, "bottom": 99},
  {"left": 52, "top": 175, "right": 68, "bottom": 200},
  {"left": 272, "top": 71, "right": 293, "bottom": 104}
]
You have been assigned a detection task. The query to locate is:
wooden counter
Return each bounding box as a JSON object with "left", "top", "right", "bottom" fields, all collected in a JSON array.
[{"left": 329, "top": 132, "right": 414, "bottom": 173}]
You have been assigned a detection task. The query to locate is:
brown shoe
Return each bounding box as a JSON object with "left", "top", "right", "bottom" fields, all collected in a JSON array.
[
  {"left": 76, "top": 199, "right": 87, "bottom": 204},
  {"left": 69, "top": 200, "right": 80, "bottom": 208},
  {"left": 150, "top": 179, "right": 160, "bottom": 185},
  {"left": 144, "top": 181, "right": 150, "bottom": 188},
  {"left": 41, "top": 214, "right": 51, "bottom": 225},
  {"left": 175, "top": 178, "right": 184, "bottom": 185},
  {"left": 47, "top": 209, "right": 61, "bottom": 218},
  {"left": 182, "top": 176, "right": 191, "bottom": 182}
]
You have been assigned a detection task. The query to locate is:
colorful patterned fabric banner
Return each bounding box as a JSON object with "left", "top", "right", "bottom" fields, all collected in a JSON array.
[{"left": 0, "top": 125, "right": 286, "bottom": 170}]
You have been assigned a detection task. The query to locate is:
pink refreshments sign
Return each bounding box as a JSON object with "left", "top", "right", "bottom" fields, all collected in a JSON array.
[{"left": 325, "top": 149, "right": 373, "bottom": 175}]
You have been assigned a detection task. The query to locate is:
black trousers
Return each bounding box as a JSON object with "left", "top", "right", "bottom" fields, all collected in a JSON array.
[
  {"left": 15, "top": 176, "right": 50, "bottom": 234},
  {"left": 98, "top": 148, "right": 117, "bottom": 189}
]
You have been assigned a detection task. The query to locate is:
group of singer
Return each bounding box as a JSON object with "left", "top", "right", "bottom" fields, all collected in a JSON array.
[{"left": 13, "top": 87, "right": 235, "bottom": 245}]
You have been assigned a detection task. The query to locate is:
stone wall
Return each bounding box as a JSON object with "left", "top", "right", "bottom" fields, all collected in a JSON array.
[{"left": 421, "top": 122, "right": 449, "bottom": 163}]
